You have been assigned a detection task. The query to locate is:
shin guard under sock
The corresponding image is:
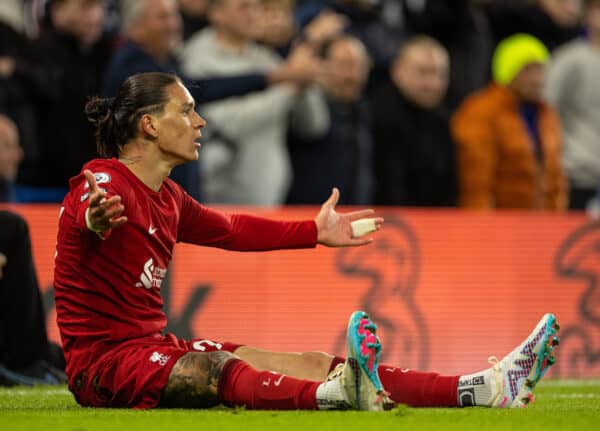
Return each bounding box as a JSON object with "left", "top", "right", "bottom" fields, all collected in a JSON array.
[
  {"left": 218, "top": 359, "right": 320, "bottom": 410},
  {"left": 329, "top": 356, "right": 459, "bottom": 407}
]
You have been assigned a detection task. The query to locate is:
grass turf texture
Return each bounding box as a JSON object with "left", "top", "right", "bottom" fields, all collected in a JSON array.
[{"left": 1, "top": 380, "right": 599, "bottom": 431}]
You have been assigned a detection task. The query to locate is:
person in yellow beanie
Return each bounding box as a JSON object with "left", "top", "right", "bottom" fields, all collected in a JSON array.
[{"left": 451, "top": 33, "right": 567, "bottom": 210}]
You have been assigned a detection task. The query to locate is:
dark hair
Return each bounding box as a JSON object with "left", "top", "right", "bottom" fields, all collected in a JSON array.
[
  {"left": 394, "top": 35, "right": 448, "bottom": 63},
  {"left": 85, "top": 72, "right": 181, "bottom": 158}
]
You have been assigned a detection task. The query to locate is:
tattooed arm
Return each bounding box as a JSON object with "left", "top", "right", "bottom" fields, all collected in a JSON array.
[{"left": 160, "top": 351, "right": 237, "bottom": 408}]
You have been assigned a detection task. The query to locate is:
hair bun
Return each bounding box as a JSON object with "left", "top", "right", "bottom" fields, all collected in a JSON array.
[{"left": 85, "top": 96, "right": 115, "bottom": 124}]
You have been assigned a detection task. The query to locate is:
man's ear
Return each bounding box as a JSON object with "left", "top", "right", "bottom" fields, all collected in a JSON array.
[{"left": 140, "top": 114, "right": 159, "bottom": 138}]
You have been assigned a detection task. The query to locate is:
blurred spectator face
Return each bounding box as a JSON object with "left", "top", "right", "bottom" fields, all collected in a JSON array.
[
  {"left": 131, "top": 0, "right": 182, "bottom": 57},
  {"left": 51, "top": 0, "right": 105, "bottom": 47},
  {"left": 539, "top": 0, "right": 582, "bottom": 28},
  {"left": 209, "top": 0, "right": 262, "bottom": 42},
  {"left": 391, "top": 40, "right": 449, "bottom": 109},
  {"left": 0, "top": 115, "right": 23, "bottom": 182},
  {"left": 324, "top": 37, "right": 371, "bottom": 103},
  {"left": 509, "top": 63, "right": 546, "bottom": 103},
  {"left": 256, "top": 0, "right": 295, "bottom": 48},
  {"left": 585, "top": 0, "right": 600, "bottom": 34}
]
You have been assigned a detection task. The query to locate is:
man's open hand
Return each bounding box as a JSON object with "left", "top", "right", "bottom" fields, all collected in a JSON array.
[
  {"left": 84, "top": 169, "right": 127, "bottom": 233},
  {"left": 314, "top": 187, "right": 383, "bottom": 247}
]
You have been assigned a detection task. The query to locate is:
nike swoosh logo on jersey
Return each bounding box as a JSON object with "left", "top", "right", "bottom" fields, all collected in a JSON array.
[{"left": 149, "top": 226, "right": 158, "bottom": 235}]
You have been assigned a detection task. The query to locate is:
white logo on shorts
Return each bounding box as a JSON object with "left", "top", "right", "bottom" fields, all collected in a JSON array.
[{"left": 149, "top": 351, "right": 171, "bottom": 366}]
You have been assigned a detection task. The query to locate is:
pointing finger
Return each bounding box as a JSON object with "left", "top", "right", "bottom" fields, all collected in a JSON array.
[{"left": 83, "top": 170, "right": 99, "bottom": 194}]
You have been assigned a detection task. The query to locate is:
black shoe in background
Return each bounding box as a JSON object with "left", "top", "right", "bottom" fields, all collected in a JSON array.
[
  {"left": 46, "top": 342, "right": 66, "bottom": 371},
  {"left": 0, "top": 360, "right": 67, "bottom": 386}
]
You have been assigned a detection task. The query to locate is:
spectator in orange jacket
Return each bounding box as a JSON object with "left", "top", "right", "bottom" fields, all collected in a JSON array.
[{"left": 451, "top": 33, "right": 567, "bottom": 210}]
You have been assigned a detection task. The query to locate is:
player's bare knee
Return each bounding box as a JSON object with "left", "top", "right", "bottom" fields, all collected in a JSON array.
[
  {"left": 160, "top": 351, "right": 237, "bottom": 408},
  {"left": 300, "top": 351, "right": 334, "bottom": 378}
]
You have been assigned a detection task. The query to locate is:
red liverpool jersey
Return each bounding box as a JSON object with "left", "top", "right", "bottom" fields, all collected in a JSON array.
[{"left": 54, "top": 158, "right": 317, "bottom": 377}]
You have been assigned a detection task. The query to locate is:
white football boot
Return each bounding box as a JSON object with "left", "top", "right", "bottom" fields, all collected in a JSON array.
[{"left": 488, "top": 313, "right": 560, "bottom": 408}]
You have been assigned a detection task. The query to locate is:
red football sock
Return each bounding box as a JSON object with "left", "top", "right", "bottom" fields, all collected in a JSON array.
[
  {"left": 329, "top": 356, "right": 459, "bottom": 407},
  {"left": 218, "top": 359, "right": 320, "bottom": 410}
]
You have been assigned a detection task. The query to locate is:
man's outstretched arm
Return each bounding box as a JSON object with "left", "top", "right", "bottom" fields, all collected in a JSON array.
[{"left": 178, "top": 188, "right": 383, "bottom": 251}]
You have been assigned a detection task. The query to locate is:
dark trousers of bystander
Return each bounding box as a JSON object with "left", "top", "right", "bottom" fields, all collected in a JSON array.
[{"left": 0, "top": 210, "right": 66, "bottom": 385}]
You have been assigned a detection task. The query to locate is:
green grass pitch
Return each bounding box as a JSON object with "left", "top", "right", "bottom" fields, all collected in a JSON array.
[{"left": 1, "top": 380, "right": 599, "bottom": 431}]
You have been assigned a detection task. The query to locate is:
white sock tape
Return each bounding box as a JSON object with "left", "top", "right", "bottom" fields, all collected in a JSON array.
[{"left": 350, "top": 218, "right": 377, "bottom": 238}]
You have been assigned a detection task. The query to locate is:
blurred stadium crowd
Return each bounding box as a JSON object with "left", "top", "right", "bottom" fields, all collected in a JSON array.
[{"left": 1, "top": 0, "right": 599, "bottom": 210}]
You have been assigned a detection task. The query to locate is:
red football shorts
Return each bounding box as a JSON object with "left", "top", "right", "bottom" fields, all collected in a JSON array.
[{"left": 69, "top": 333, "right": 242, "bottom": 409}]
